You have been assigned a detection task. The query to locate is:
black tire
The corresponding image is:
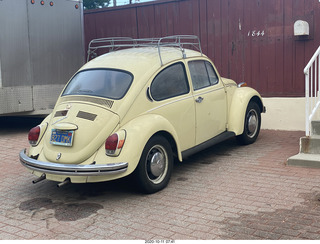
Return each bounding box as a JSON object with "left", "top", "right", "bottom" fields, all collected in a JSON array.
[
  {"left": 236, "top": 102, "right": 261, "bottom": 145},
  {"left": 134, "top": 135, "right": 173, "bottom": 194}
]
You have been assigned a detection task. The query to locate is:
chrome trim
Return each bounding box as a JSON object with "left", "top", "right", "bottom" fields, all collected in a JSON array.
[
  {"left": 52, "top": 116, "right": 68, "bottom": 125},
  {"left": 146, "top": 95, "right": 194, "bottom": 113},
  {"left": 19, "top": 149, "right": 128, "bottom": 176},
  {"left": 195, "top": 96, "right": 204, "bottom": 103},
  {"left": 193, "top": 86, "right": 225, "bottom": 96},
  {"left": 237, "top": 82, "right": 246, "bottom": 88},
  {"left": 146, "top": 86, "right": 225, "bottom": 113}
]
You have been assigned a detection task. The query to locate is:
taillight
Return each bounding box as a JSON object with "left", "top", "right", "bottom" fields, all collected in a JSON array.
[
  {"left": 105, "top": 130, "right": 126, "bottom": 156},
  {"left": 28, "top": 126, "right": 40, "bottom": 146},
  {"left": 28, "top": 123, "right": 48, "bottom": 147},
  {"left": 105, "top": 133, "right": 118, "bottom": 152}
]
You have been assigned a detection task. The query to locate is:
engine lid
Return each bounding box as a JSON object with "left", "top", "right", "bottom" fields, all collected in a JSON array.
[{"left": 43, "top": 102, "right": 119, "bottom": 164}]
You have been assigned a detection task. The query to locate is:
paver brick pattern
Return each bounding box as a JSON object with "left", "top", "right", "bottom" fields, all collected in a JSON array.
[{"left": 0, "top": 118, "right": 319, "bottom": 240}]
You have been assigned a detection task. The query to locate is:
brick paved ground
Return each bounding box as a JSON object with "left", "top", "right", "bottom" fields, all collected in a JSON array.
[{"left": 0, "top": 117, "right": 320, "bottom": 240}]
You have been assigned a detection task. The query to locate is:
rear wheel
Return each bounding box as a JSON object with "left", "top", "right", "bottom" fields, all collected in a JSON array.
[
  {"left": 134, "top": 135, "right": 173, "bottom": 194},
  {"left": 237, "top": 102, "right": 261, "bottom": 145}
]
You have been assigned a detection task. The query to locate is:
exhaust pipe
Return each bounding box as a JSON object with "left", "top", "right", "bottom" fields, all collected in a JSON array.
[
  {"left": 32, "top": 173, "right": 46, "bottom": 184},
  {"left": 57, "top": 178, "right": 71, "bottom": 188}
]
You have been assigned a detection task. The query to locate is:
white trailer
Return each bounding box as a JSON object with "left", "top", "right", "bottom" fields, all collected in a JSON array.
[{"left": 0, "top": 0, "right": 84, "bottom": 115}]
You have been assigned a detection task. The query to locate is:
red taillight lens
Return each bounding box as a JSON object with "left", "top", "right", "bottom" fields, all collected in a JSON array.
[
  {"left": 105, "top": 131, "right": 126, "bottom": 156},
  {"left": 105, "top": 133, "right": 118, "bottom": 152},
  {"left": 28, "top": 126, "right": 40, "bottom": 146}
]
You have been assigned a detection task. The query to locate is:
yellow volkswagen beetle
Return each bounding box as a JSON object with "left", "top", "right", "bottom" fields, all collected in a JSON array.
[{"left": 20, "top": 36, "right": 265, "bottom": 193}]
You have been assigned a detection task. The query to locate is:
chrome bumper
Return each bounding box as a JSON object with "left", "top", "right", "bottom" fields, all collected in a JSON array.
[{"left": 19, "top": 149, "right": 128, "bottom": 176}]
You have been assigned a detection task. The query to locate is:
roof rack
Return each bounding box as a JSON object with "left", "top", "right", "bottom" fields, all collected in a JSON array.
[{"left": 87, "top": 35, "right": 203, "bottom": 65}]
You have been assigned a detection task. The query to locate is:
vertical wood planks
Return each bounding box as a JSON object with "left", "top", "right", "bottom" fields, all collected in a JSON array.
[{"left": 84, "top": 0, "right": 320, "bottom": 97}]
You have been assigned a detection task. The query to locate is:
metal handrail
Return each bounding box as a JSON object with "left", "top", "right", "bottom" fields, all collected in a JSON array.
[
  {"left": 87, "top": 35, "right": 203, "bottom": 64},
  {"left": 305, "top": 45, "right": 320, "bottom": 136},
  {"left": 304, "top": 46, "right": 320, "bottom": 74}
]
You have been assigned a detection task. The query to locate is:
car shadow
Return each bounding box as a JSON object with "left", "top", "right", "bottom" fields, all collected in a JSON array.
[
  {"left": 25, "top": 137, "right": 242, "bottom": 198},
  {"left": 174, "top": 137, "right": 239, "bottom": 166}
]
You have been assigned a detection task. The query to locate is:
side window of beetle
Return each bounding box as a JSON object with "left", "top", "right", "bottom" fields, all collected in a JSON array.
[
  {"left": 150, "top": 62, "right": 189, "bottom": 101},
  {"left": 188, "top": 60, "right": 219, "bottom": 90}
]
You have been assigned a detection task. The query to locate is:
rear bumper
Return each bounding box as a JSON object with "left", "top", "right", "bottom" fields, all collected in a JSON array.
[{"left": 19, "top": 149, "right": 128, "bottom": 176}]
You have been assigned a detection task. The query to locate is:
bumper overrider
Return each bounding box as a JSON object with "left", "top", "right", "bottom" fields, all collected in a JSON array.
[{"left": 19, "top": 149, "right": 128, "bottom": 176}]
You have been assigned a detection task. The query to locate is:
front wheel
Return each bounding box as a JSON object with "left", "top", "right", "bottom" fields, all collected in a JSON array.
[
  {"left": 134, "top": 135, "right": 173, "bottom": 194},
  {"left": 236, "top": 102, "right": 261, "bottom": 145}
]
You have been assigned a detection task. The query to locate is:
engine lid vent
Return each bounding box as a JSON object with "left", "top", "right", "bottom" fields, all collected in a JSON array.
[
  {"left": 60, "top": 96, "right": 114, "bottom": 109},
  {"left": 77, "top": 111, "right": 97, "bottom": 121},
  {"left": 54, "top": 110, "right": 68, "bottom": 117}
]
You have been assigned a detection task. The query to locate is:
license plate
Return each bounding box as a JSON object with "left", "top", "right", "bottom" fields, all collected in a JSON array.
[{"left": 50, "top": 129, "right": 74, "bottom": 147}]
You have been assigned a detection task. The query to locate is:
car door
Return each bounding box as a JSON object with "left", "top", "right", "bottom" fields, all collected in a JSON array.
[
  {"left": 188, "top": 60, "right": 227, "bottom": 145},
  {"left": 149, "top": 62, "right": 196, "bottom": 151}
]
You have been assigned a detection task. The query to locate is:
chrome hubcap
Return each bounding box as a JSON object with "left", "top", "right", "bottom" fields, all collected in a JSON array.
[
  {"left": 146, "top": 145, "right": 168, "bottom": 184},
  {"left": 150, "top": 152, "right": 165, "bottom": 177},
  {"left": 247, "top": 109, "right": 258, "bottom": 138}
]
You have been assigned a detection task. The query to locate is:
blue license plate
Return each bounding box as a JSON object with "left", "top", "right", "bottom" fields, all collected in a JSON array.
[{"left": 50, "top": 129, "right": 74, "bottom": 147}]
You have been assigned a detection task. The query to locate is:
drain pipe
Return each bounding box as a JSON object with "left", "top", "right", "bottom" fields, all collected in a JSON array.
[
  {"left": 32, "top": 173, "right": 46, "bottom": 184},
  {"left": 57, "top": 178, "right": 71, "bottom": 188}
]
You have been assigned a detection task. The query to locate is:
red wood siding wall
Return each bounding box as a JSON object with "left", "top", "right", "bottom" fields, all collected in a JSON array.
[{"left": 84, "top": 0, "right": 320, "bottom": 97}]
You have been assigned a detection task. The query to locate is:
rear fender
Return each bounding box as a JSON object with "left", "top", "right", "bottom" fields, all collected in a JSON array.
[
  {"left": 93, "top": 114, "right": 182, "bottom": 177},
  {"left": 228, "top": 87, "right": 264, "bottom": 135},
  {"left": 122, "top": 114, "right": 182, "bottom": 162}
]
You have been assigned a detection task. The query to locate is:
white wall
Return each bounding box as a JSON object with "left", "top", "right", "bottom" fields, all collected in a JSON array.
[{"left": 261, "top": 97, "right": 305, "bottom": 131}]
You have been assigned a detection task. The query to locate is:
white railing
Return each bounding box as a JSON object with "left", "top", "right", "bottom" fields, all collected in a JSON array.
[{"left": 305, "top": 46, "right": 320, "bottom": 136}]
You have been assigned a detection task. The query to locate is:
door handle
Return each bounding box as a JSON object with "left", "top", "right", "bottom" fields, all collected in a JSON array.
[{"left": 195, "top": 96, "right": 204, "bottom": 103}]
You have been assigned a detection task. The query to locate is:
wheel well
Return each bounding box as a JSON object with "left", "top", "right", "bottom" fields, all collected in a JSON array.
[
  {"left": 152, "top": 131, "right": 178, "bottom": 160},
  {"left": 250, "top": 96, "right": 264, "bottom": 113}
]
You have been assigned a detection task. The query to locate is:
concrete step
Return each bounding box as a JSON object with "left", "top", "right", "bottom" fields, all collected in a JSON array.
[
  {"left": 311, "top": 120, "right": 320, "bottom": 136},
  {"left": 300, "top": 136, "right": 320, "bottom": 154},
  {"left": 287, "top": 121, "right": 320, "bottom": 168},
  {"left": 287, "top": 153, "right": 320, "bottom": 168}
]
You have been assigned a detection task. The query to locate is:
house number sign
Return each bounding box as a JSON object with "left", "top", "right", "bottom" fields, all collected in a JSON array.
[{"left": 248, "top": 30, "right": 265, "bottom": 37}]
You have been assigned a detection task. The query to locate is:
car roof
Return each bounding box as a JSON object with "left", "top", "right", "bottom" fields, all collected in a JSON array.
[{"left": 80, "top": 47, "right": 205, "bottom": 75}]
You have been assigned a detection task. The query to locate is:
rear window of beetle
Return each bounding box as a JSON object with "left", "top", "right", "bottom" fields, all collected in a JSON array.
[{"left": 62, "top": 69, "right": 133, "bottom": 100}]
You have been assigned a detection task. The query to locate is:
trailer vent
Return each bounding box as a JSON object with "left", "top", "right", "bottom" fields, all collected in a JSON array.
[
  {"left": 60, "top": 96, "right": 114, "bottom": 109},
  {"left": 76, "top": 111, "right": 97, "bottom": 121}
]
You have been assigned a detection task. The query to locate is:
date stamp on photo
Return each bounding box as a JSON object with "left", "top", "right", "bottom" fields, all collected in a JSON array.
[{"left": 145, "top": 240, "right": 175, "bottom": 244}]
